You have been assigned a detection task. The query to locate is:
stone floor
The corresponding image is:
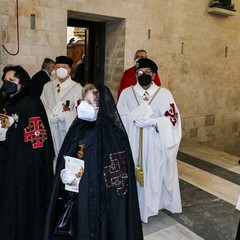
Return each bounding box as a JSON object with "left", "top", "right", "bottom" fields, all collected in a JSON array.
[{"left": 142, "top": 139, "right": 240, "bottom": 240}]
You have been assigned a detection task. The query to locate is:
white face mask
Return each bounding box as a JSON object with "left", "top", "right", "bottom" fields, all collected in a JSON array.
[
  {"left": 56, "top": 67, "right": 68, "bottom": 79},
  {"left": 77, "top": 101, "right": 98, "bottom": 121}
]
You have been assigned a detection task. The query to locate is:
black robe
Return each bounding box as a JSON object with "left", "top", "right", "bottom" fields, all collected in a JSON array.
[
  {"left": 0, "top": 89, "right": 54, "bottom": 240},
  {"left": 44, "top": 85, "right": 143, "bottom": 240}
]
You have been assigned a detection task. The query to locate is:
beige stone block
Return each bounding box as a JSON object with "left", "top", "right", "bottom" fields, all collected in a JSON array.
[
  {"left": 205, "top": 114, "right": 215, "bottom": 126},
  {"left": 190, "top": 128, "right": 198, "bottom": 138},
  {"left": 182, "top": 129, "right": 190, "bottom": 140},
  {"left": 182, "top": 116, "right": 205, "bottom": 130}
]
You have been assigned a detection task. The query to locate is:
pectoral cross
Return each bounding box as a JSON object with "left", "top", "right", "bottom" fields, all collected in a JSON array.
[
  {"left": 56, "top": 83, "right": 61, "bottom": 93},
  {"left": 143, "top": 91, "right": 149, "bottom": 101}
]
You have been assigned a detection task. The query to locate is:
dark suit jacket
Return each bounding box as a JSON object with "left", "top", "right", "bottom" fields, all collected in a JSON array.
[{"left": 30, "top": 70, "right": 51, "bottom": 98}]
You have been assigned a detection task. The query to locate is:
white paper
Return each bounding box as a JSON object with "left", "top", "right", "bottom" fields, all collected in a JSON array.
[
  {"left": 64, "top": 155, "right": 85, "bottom": 193},
  {"left": 0, "top": 128, "right": 8, "bottom": 141},
  {"left": 130, "top": 101, "right": 153, "bottom": 118},
  {"left": 236, "top": 194, "right": 240, "bottom": 211}
]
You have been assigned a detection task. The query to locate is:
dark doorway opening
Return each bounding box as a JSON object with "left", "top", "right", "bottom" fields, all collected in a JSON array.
[{"left": 67, "top": 19, "right": 106, "bottom": 86}]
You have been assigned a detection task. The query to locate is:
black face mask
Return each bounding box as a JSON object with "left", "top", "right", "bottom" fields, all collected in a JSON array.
[
  {"left": 3, "top": 81, "right": 18, "bottom": 95},
  {"left": 138, "top": 74, "right": 152, "bottom": 86}
]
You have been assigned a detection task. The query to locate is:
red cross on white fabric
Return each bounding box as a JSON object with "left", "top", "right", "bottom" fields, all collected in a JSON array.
[{"left": 164, "top": 103, "right": 178, "bottom": 126}]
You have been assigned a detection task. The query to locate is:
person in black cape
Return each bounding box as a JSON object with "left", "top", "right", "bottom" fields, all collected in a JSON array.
[
  {"left": 44, "top": 84, "right": 143, "bottom": 240},
  {"left": 0, "top": 65, "right": 54, "bottom": 240}
]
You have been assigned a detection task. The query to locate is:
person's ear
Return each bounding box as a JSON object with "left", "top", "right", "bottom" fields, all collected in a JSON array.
[{"left": 151, "top": 73, "right": 156, "bottom": 79}]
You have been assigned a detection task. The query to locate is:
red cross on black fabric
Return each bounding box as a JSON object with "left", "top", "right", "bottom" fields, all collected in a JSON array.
[
  {"left": 24, "top": 117, "right": 47, "bottom": 148},
  {"left": 103, "top": 151, "right": 128, "bottom": 196}
]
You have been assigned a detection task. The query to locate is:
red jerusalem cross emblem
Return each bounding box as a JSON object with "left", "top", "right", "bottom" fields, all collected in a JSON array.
[
  {"left": 164, "top": 103, "right": 178, "bottom": 126},
  {"left": 24, "top": 117, "right": 47, "bottom": 148}
]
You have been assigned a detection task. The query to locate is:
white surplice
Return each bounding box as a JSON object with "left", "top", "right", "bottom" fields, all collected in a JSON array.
[
  {"left": 41, "top": 77, "right": 83, "bottom": 167},
  {"left": 117, "top": 82, "right": 182, "bottom": 223}
]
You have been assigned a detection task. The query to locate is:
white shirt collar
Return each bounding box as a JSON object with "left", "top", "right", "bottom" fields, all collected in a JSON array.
[
  {"left": 55, "top": 76, "right": 72, "bottom": 90},
  {"left": 134, "top": 82, "right": 159, "bottom": 97}
]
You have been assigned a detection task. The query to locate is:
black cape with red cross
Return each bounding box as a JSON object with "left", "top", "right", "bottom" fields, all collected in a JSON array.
[{"left": 0, "top": 89, "right": 54, "bottom": 240}]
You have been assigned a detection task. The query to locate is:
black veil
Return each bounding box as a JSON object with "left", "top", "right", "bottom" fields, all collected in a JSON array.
[{"left": 44, "top": 85, "right": 143, "bottom": 240}]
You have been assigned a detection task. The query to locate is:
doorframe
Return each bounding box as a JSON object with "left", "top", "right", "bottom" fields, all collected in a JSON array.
[{"left": 67, "top": 19, "right": 106, "bottom": 86}]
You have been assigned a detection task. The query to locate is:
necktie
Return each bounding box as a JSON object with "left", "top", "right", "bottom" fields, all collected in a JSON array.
[{"left": 56, "top": 83, "right": 61, "bottom": 93}]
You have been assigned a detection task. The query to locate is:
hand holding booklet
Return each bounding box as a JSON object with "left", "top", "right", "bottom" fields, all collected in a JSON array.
[
  {"left": 0, "top": 114, "right": 14, "bottom": 141},
  {"left": 130, "top": 101, "right": 153, "bottom": 118},
  {"left": 62, "top": 155, "right": 85, "bottom": 193}
]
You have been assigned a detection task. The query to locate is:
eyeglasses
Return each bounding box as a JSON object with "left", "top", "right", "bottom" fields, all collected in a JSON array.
[{"left": 136, "top": 69, "right": 153, "bottom": 77}]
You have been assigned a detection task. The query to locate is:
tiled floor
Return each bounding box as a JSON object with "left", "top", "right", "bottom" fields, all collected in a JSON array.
[{"left": 143, "top": 139, "right": 240, "bottom": 240}]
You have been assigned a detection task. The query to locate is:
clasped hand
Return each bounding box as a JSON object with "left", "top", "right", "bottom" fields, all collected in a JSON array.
[
  {"left": 49, "top": 112, "right": 65, "bottom": 123},
  {"left": 134, "top": 116, "right": 156, "bottom": 128}
]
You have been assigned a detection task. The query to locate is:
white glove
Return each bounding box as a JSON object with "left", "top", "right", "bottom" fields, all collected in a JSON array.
[
  {"left": 0, "top": 128, "right": 8, "bottom": 141},
  {"left": 134, "top": 116, "right": 157, "bottom": 128},
  {"left": 57, "top": 112, "right": 65, "bottom": 121},
  {"left": 60, "top": 169, "right": 76, "bottom": 184},
  {"left": 49, "top": 112, "right": 65, "bottom": 123},
  {"left": 49, "top": 114, "right": 59, "bottom": 123}
]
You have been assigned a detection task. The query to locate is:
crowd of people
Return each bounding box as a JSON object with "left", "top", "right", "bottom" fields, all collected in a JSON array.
[{"left": 0, "top": 51, "right": 184, "bottom": 240}]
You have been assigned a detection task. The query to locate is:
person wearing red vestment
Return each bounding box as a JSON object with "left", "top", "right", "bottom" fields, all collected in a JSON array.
[{"left": 117, "top": 49, "right": 161, "bottom": 99}]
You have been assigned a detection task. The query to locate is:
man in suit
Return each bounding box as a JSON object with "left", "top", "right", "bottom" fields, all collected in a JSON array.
[{"left": 30, "top": 58, "right": 55, "bottom": 97}]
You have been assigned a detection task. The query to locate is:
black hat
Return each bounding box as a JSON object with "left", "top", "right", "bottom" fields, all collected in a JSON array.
[
  {"left": 55, "top": 56, "right": 73, "bottom": 68},
  {"left": 135, "top": 58, "right": 158, "bottom": 73}
]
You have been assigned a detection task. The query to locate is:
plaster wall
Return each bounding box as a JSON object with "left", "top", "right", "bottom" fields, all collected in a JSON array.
[{"left": 1, "top": 0, "right": 240, "bottom": 155}]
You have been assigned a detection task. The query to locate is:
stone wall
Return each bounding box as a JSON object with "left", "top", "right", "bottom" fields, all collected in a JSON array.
[{"left": 1, "top": 0, "right": 240, "bottom": 155}]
